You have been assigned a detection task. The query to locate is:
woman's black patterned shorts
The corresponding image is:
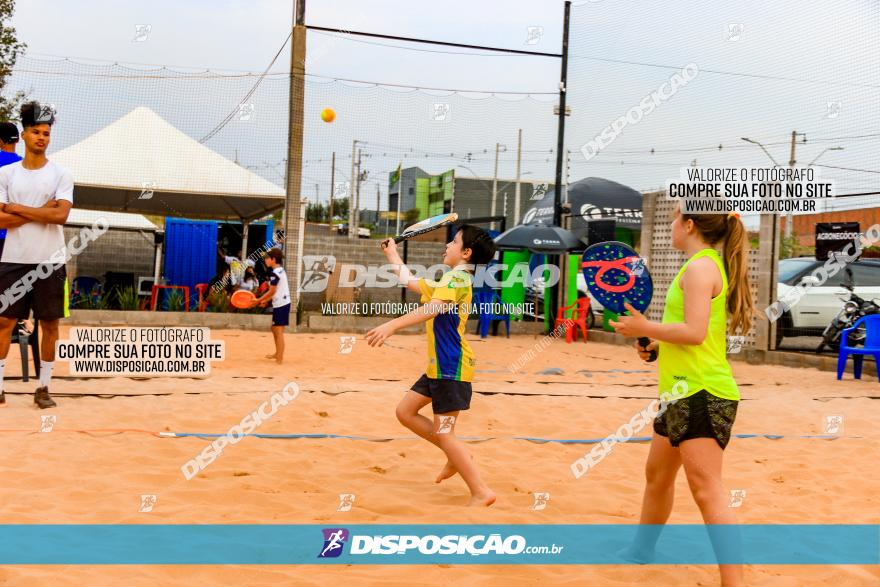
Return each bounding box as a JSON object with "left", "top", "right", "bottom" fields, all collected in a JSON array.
[{"left": 654, "top": 389, "right": 738, "bottom": 449}]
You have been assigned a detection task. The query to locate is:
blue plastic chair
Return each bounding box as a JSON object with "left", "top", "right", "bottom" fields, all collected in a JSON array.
[
  {"left": 837, "top": 314, "right": 880, "bottom": 382},
  {"left": 475, "top": 290, "right": 510, "bottom": 338},
  {"left": 72, "top": 276, "right": 102, "bottom": 305}
]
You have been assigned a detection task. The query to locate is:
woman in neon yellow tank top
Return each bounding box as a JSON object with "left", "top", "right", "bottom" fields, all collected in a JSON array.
[{"left": 610, "top": 208, "right": 754, "bottom": 587}]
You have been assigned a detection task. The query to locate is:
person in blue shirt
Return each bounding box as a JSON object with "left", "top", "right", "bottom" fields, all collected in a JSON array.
[
  {"left": 0, "top": 122, "right": 22, "bottom": 252},
  {"left": 0, "top": 122, "right": 29, "bottom": 351},
  {"left": 0, "top": 121, "right": 21, "bottom": 165}
]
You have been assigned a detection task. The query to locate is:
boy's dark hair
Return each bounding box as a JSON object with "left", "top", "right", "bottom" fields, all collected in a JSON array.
[
  {"left": 265, "top": 248, "right": 284, "bottom": 264},
  {"left": 20, "top": 101, "right": 55, "bottom": 128},
  {"left": 458, "top": 224, "right": 496, "bottom": 265}
]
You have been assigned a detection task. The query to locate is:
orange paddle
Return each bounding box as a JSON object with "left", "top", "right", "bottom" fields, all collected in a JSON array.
[{"left": 230, "top": 290, "right": 257, "bottom": 309}]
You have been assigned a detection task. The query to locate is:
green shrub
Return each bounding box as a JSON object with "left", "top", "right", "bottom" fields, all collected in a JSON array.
[
  {"left": 207, "top": 289, "right": 231, "bottom": 313},
  {"left": 166, "top": 290, "right": 185, "bottom": 312},
  {"left": 115, "top": 287, "right": 140, "bottom": 311}
]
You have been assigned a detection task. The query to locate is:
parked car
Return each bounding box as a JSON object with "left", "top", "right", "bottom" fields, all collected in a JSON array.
[
  {"left": 776, "top": 256, "right": 880, "bottom": 345},
  {"left": 336, "top": 224, "right": 371, "bottom": 238}
]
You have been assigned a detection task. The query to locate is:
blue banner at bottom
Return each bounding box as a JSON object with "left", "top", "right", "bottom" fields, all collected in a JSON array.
[{"left": 0, "top": 525, "right": 876, "bottom": 565}]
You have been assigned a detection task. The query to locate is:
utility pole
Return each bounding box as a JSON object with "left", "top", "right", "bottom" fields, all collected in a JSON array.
[
  {"left": 514, "top": 129, "right": 523, "bottom": 225},
  {"left": 491, "top": 143, "right": 506, "bottom": 230},
  {"left": 564, "top": 148, "right": 571, "bottom": 204},
  {"left": 354, "top": 148, "right": 363, "bottom": 236},
  {"left": 376, "top": 184, "right": 380, "bottom": 233},
  {"left": 786, "top": 130, "right": 806, "bottom": 239},
  {"left": 548, "top": 0, "right": 572, "bottom": 330},
  {"left": 282, "top": 0, "right": 308, "bottom": 315},
  {"left": 328, "top": 151, "right": 335, "bottom": 232},
  {"left": 348, "top": 139, "right": 357, "bottom": 239},
  {"left": 395, "top": 163, "right": 403, "bottom": 235}
]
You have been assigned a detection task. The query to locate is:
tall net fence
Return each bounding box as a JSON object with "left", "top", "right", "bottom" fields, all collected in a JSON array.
[
  {"left": 7, "top": 2, "right": 878, "bottom": 329},
  {"left": 567, "top": 0, "right": 879, "bottom": 352},
  {"left": 8, "top": 43, "right": 563, "bottom": 312},
  {"left": 10, "top": 52, "right": 561, "bottom": 220}
]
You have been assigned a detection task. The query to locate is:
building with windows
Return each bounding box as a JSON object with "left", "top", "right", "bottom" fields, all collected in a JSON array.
[{"left": 387, "top": 166, "right": 554, "bottom": 228}]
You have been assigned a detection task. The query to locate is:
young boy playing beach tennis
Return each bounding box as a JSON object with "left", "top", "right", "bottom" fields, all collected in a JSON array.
[
  {"left": 253, "top": 248, "right": 290, "bottom": 364},
  {"left": 366, "top": 225, "right": 497, "bottom": 507},
  {"left": 610, "top": 208, "right": 753, "bottom": 586}
]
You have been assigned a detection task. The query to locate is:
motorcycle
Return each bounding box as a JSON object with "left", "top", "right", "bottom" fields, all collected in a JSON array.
[{"left": 816, "top": 268, "right": 880, "bottom": 353}]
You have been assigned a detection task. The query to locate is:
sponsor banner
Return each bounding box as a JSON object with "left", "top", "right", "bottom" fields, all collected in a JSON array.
[{"left": 0, "top": 525, "right": 875, "bottom": 564}]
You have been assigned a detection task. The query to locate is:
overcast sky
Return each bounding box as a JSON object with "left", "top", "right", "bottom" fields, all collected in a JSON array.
[{"left": 10, "top": 0, "right": 879, "bottom": 220}]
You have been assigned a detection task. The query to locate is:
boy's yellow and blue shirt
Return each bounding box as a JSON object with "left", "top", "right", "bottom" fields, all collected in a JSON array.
[{"left": 418, "top": 269, "right": 475, "bottom": 382}]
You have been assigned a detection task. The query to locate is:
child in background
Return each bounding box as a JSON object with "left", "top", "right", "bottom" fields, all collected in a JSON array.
[
  {"left": 253, "top": 249, "right": 289, "bottom": 364},
  {"left": 239, "top": 261, "right": 258, "bottom": 293}
]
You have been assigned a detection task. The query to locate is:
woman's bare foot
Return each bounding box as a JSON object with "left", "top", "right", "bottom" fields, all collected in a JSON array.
[
  {"left": 468, "top": 490, "right": 496, "bottom": 507},
  {"left": 435, "top": 460, "right": 457, "bottom": 483},
  {"left": 275, "top": 357, "right": 283, "bottom": 364}
]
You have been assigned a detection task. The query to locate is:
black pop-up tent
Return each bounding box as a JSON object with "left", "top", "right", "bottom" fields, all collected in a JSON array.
[
  {"left": 521, "top": 176, "right": 643, "bottom": 238},
  {"left": 493, "top": 221, "right": 585, "bottom": 253}
]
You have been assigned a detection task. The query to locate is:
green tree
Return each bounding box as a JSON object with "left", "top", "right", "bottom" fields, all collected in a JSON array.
[
  {"left": 779, "top": 233, "right": 800, "bottom": 259},
  {"left": 329, "top": 197, "right": 349, "bottom": 221},
  {"left": 0, "top": 0, "right": 27, "bottom": 120},
  {"left": 404, "top": 208, "right": 420, "bottom": 225},
  {"left": 306, "top": 202, "right": 327, "bottom": 223}
]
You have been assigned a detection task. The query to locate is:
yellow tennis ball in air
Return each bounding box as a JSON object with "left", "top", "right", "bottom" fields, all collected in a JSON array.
[{"left": 321, "top": 108, "right": 336, "bottom": 123}]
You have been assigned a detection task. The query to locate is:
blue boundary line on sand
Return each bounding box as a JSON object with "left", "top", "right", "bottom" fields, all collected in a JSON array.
[{"left": 163, "top": 432, "right": 862, "bottom": 443}]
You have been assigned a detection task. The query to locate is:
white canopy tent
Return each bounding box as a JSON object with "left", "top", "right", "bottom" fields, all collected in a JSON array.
[{"left": 52, "top": 107, "right": 286, "bottom": 222}]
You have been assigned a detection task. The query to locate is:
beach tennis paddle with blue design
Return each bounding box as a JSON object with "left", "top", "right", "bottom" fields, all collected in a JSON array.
[
  {"left": 581, "top": 241, "right": 657, "bottom": 362},
  {"left": 383, "top": 212, "right": 458, "bottom": 246}
]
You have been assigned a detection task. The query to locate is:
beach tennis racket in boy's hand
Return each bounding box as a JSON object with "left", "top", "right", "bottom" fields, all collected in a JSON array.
[
  {"left": 382, "top": 212, "right": 458, "bottom": 247},
  {"left": 581, "top": 241, "right": 657, "bottom": 362},
  {"left": 230, "top": 290, "right": 257, "bottom": 309}
]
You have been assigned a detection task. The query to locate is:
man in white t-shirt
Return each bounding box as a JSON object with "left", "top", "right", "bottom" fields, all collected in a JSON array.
[
  {"left": 0, "top": 102, "right": 73, "bottom": 409},
  {"left": 253, "top": 248, "right": 290, "bottom": 364}
]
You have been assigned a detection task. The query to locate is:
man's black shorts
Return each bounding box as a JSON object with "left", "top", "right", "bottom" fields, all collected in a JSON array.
[
  {"left": 0, "top": 262, "right": 68, "bottom": 320},
  {"left": 410, "top": 373, "right": 472, "bottom": 414}
]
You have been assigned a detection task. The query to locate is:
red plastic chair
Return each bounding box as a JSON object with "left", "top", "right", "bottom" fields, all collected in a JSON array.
[
  {"left": 150, "top": 285, "right": 191, "bottom": 312},
  {"left": 554, "top": 296, "right": 590, "bottom": 343},
  {"left": 195, "top": 283, "right": 209, "bottom": 312}
]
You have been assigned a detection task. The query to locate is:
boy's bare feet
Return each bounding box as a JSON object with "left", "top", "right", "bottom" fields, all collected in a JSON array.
[
  {"left": 468, "top": 490, "right": 496, "bottom": 507},
  {"left": 435, "top": 460, "right": 457, "bottom": 483}
]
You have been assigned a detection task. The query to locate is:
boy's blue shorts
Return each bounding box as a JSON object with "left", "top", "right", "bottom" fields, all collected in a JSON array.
[{"left": 272, "top": 304, "right": 290, "bottom": 326}]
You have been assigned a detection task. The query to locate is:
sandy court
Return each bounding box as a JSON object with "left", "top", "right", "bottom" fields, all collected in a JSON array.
[{"left": 0, "top": 326, "right": 878, "bottom": 585}]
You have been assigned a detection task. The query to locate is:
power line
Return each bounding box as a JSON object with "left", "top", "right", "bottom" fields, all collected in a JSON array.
[
  {"left": 25, "top": 52, "right": 288, "bottom": 76},
  {"left": 814, "top": 164, "right": 880, "bottom": 175},
  {"left": 305, "top": 25, "right": 561, "bottom": 58},
  {"left": 199, "top": 32, "right": 291, "bottom": 143},
  {"left": 571, "top": 133, "right": 880, "bottom": 157},
  {"left": 310, "top": 30, "right": 535, "bottom": 57},
  {"left": 569, "top": 54, "right": 880, "bottom": 90},
  {"left": 303, "top": 72, "right": 556, "bottom": 95},
  {"left": 11, "top": 67, "right": 285, "bottom": 80}
]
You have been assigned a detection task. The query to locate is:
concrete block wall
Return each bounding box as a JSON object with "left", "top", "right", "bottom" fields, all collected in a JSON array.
[
  {"left": 642, "top": 191, "right": 761, "bottom": 348},
  {"left": 64, "top": 227, "right": 155, "bottom": 283},
  {"left": 300, "top": 226, "right": 446, "bottom": 310}
]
